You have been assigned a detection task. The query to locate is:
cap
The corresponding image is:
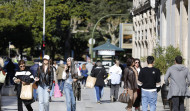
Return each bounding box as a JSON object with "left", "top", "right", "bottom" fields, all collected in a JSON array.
[{"left": 43, "top": 55, "right": 50, "bottom": 60}]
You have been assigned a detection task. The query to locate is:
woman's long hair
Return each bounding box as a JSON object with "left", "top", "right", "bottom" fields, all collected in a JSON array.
[
  {"left": 39, "top": 59, "right": 51, "bottom": 75},
  {"left": 66, "top": 57, "right": 77, "bottom": 78},
  {"left": 82, "top": 64, "right": 86, "bottom": 70},
  {"left": 134, "top": 58, "right": 142, "bottom": 69}
]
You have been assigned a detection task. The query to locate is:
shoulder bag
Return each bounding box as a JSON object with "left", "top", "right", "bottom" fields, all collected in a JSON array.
[{"left": 86, "top": 69, "right": 101, "bottom": 88}]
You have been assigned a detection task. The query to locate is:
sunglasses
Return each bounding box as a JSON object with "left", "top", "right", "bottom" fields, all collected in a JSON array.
[{"left": 19, "top": 65, "right": 25, "bottom": 68}]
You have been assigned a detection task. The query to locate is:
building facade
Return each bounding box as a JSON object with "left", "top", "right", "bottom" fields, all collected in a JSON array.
[
  {"left": 160, "top": 0, "right": 190, "bottom": 68},
  {"left": 133, "top": 0, "right": 190, "bottom": 110},
  {"left": 133, "top": 0, "right": 190, "bottom": 69},
  {"left": 132, "top": 0, "right": 159, "bottom": 66}
]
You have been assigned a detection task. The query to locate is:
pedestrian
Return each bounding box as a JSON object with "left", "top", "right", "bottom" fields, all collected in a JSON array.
[
  {"left": 164, "top": 56, "right": 190, "bottom": 111},
  {"left": 30, "top": 59, "right": 39, "bottom": 101},
  {"left": 5, "top": 59, "right": 15, "bottom": 86},
  {"left": 133, "top": 58, "right": 142, "bottom": 111},
  {"left": 34, "top": 55, "right": 54, "bottom": 111},
  {"left": 56, "top": 60, "right": 65, "bottom": 94},
  {"left": 138, "top": 56, "right": 161, "bottom": 111},
  {"left": 53, "top": 61, "right": 58, "bottom": 70},
  {"left": 123, "top": 58, "right": 138, "bottom": 111},
  {"left": 80, "top": 64, "right": 88, "bottom": 88},
  {"left": 86, "top": 59, "right": 93, "bottom": 76},
  {"left": 0, "top": 57, "right": 6, "bottom": 111},
  {"left": 62, "top": 57, "right": 78, "bottom": 111},
  {"left": 49, "top": 62, "right": 57, "bottom": 102},
  {"left": 14, "top": 60, "right": 34, "bottom": 111},
  {"left": 109, "top": 59, "right": 122, "bottom": 102},
  {"left": 91, "top": 61, "right": 108, "bottom": 104}
]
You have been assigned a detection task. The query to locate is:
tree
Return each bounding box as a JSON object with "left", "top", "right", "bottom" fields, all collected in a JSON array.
[{"left": 153, "top": 45, "right": 182, "bottom": 74}]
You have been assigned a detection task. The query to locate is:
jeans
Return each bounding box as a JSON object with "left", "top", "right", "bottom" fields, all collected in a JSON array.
[
  {"left": 171, "top": 96, "right": 185, "bottom": 111},
  {"left": 82, "top": 76, "right": 87, "bottom": 86},
  {"left": 110, "top": 84, "right": 120, "bottom": 100},
  {"left": 94, "top": 86, "right": 103, "bottom": 102},
  {"left": 33, "top": 89, "right": 38, "bottom": 100},
  {"left": 142, "top": 89, "right": 157, "bottom": 111},
  {"left": 38, "top": 85, "right": 50, "bottom": 111},
  {"left": 50, "top": 83, "right": 55, "bottom": 97},
  {"left": 64, "top": 83, "right": 76, "bottom": 111},
  {"left": 58, "top": 79, "right": 65, "bottom": 93}
]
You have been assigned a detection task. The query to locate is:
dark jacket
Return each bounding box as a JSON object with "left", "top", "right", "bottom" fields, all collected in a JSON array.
[
  {"left": 124, "top": 67, "right": 138, "bottom": 90},
  {"left": 91, "top": 67, "right": 108, "bottom": 87},
  {"left": 14, "top": 70, "right": 34, "bottom": 105},
  {"left": 36, "top": 66, "right": 54, "bottom": 90},
  {"left": 30, "top": 64, "right": 39, "bottom": 77}
]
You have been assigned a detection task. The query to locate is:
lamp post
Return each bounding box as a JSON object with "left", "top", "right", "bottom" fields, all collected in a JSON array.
[
  {"left": 90, "top": 14, "right": 127, "bottom": 61},
  {"left": 42, "top": 0, "right": 46, "bottom": 57}
]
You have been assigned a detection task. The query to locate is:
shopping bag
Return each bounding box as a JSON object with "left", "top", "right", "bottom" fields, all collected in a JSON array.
[
  {"left": 32, "top": 82, "right": 38, "bottom": 89},
  {"left": 118, "top": 90, "right": 130, "bottom": 103},
  {"left": 0, "top": 71, "right": 6, "bottom": 83},
  {"left": 20, "top": 83, "right": 33, "bottom": 100},
  {"left": 54, "top": 83, "right": 62, "bottom": 98},
  {"left": 85, "top": 76, "right": 97, "bottom": 88}
]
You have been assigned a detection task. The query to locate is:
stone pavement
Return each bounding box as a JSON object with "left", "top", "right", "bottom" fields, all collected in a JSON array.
[{"left": 2, "top": 87, "right": 170, "bottom": 111}]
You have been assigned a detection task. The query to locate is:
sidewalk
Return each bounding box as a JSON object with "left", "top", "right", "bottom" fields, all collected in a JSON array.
[{"left": 2, "top": 87, "right": 170, "bottom": 111}]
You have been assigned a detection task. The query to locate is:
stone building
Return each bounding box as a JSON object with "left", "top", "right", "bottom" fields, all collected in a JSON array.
[
  {"left": 160, "top": 0, "right": 190, "bottom": 68},
  {"left": 133, "top": 0, "right": 190, "bottom": 110},
  {"left": 132, "top": 0, "right": 159, "bottom": 66},
  {"left": 133, "top": 0, "right": 190, "bottom": 69}
]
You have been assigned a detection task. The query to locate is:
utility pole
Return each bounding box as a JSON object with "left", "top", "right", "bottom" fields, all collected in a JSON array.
[{"left": 42, "top": 0, "right": 46, "bottom": 57}]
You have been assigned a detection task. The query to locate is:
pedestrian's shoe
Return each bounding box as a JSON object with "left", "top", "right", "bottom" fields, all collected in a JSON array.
[
  {"left": 110, "top": 96, "right": 114, "bottom": 102},
  {"left": 97, "top": 101, "right": 101, "bottom": 104}
]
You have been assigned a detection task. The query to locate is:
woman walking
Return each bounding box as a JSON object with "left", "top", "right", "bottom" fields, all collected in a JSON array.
[
  {"left": 14, "top": 60, "right": 34, "bottom": 111},
  {"left": 133, "top": 58, "right": 142, "bottom": 111},
  {"left": 62, "top": 57, "right": 78, "bottom": 111},
  {"left": 91, "top": 61, "right": 108, "bottom": 104},
  {"left": 34, "top": 55, "right": 54, "bottom": 111},
  {"left": 124, "top": 58, "right": 138, "bottom": 111},
  {"left": 80, "top": 64, "right": 88, "bottom": 88}
]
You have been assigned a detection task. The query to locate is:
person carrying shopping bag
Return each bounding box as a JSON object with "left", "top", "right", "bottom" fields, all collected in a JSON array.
[{"left": 14, "top": 60, "right": 34, "bottom": 111}]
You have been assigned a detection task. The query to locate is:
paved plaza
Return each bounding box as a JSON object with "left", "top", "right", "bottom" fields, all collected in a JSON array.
[{"left": 1, "top": 87, "right": 170, "bottom": 111}]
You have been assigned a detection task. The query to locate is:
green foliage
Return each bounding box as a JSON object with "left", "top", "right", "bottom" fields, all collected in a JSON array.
[{"left": 153, "top": 45, "right": 182, "bottom": 74}]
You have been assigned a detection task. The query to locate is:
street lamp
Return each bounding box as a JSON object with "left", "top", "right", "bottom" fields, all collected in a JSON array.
[
  {"left": 90, "top": 14, "right": 127, "bottom": 61},
  {"left": 42, "top": 0, "right": 46, "bottom": 57}
]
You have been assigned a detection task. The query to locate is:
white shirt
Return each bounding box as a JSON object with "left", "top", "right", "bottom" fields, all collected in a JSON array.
[{"left": 109, "top": 64, "right": 122, "bottom": 84}]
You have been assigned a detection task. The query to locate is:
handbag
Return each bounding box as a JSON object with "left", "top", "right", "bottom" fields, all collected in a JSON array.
[
  {"left": 0, "top": 71, "right": 6, "bottom": 83},
  {"left": 86, "top": 69, "right": 101, "bottom": 88},
  {"left": 85, "top": 76, "right": 97, "bottom": 88},
  {"left": 20, "top": 83, "right": 33, "bottom": 100},
  {"left": 32, "top": 82, "right": 38, "bottom": 89},
  {"left": 54, "top": 83, "right": 62, "bottom": 98},
  {"left": 118, "top": 90, "right": 130, "bottom": 103}
]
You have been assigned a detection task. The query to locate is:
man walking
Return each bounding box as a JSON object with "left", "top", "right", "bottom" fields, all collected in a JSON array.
[
  {"left": 109, "top": 59, "right": 122, "bottom": 102},
  {"left": 164, "top": 56, "right": 190, "bottom": 111},
  {"left": 138, "top": 56, "right": 161, "bottom": 111}
]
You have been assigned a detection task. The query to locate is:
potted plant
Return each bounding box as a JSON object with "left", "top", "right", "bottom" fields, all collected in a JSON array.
[{"left": 152, "top": 45, "right": 182, "bottom": 108}]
